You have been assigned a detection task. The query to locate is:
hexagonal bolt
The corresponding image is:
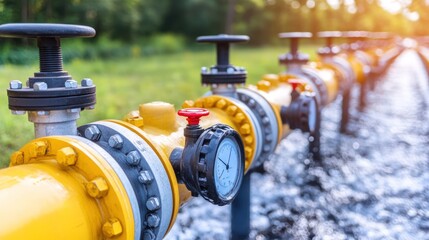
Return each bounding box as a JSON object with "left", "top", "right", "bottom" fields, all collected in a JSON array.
[
  {"left": 108, "top": 134, "right": 124, "bottom": 149},
  {"left": 102, "top": 218, "right": 123, "bottom": 238},
  {"left": 138, "top": 170, "right": 153, "bottom": 184},
  {"left": 143, "top": 230, "right": 156, "bottom": 240},
  {"left": 33, "top": 82, "right": 48, "bottom": 91},
  {"left": 29, "top": 141, "right": 48, "bottom": 158},
  {"left": 81, "top": 78, "right": 93, "bottom": 87},
  {"left": 85, "top": 177, "right": 109, "bottom": 198},
  {"left": 65, "top": 79, "right": 78, "bottom": 88},
  {"left": 147, "top": 214, "right": 160, "bottom": 228},
  {"left": 66, "top": 108, "right": 80, "bottom": 113},
  {"left": 126, "top": 150, "right": 141, "bottom": 166},
  {"left": 56, "top": 147, "right": 77, "bottom": 166},
  {"left": 85, "top": 105, "right": 95, "bottom": 110},
  {"left": 146, "top": 197, "right": 161, "bottom": 211},
  {"left": 10, "top": 151, "right": 25, "bottom": 165},
  {"left": 9, "top": 80, "right": 22, "bottom": 89},
  {"left": 11, "top": 110, "right": 26, "bottom": 115},
  {"left": 37, "top": 111, "right": 50, "bottom": 116},
  {"left": 84, "top": 125, "right": 101, "bottom": 141}
]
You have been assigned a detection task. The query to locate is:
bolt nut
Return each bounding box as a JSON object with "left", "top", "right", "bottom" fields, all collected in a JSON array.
[
  {"left": 37, "top": 111, "right": 50, "bottom": 116},
  {"left": 10, "top": 151, "right": 25, "bottom": 165},
  {"left": 67, "top": 108, "right": 80, "bottom": 113},
  {"left": 201, "top": 67, "right": 208, "bottom": 73},
  {"left": 57, "top": 147, "right": 77, "bottom": 166},
  {"left": 240, "top": 124, "right": 251, "bottom": 135},
  {"left": 102, "top": 218, "right": 123, "bottom": 238},
  {"left": 85, "top": 177, "right": 109, "bottom": 198},
  {"left": 9, "top": 80, "right": 22, "bottom": 89},
  {"left": 11, "top": 110, "right": 26, "bottom": 115},
  {"left": 143, "top": 230, "right": 156, "bottom": 240},
  {"left": 29, "top": 141, "right": 48, "bottom": 158},
  {"left": 147, "top": 214, "right": 160, "bottom": 228},
  {"left": 81, "top": 78, "right": 93, "bottom": 87},
  {"left": 108, "top": 134, "right": 124, "bottom": 149},
  {"left": 138, "top": 170, "right": 153, "bottom": 184},
  {"left": 146, "top": 197, "right": 161, "bottom": 211},
  {"left": 65, "top": 80, "right": 78, "bottom": 88},
  {"left": 126, "top": 150, "right": 141, "bottom": 166},
  {"left": 33, "top": 82, "right": 48, "bottom": 91},
  {"left": 227, "top": 67, "right": 235, "bottom": 73},
  {"left": 84, "top": 125, "right": 101, "bottom": 141}
]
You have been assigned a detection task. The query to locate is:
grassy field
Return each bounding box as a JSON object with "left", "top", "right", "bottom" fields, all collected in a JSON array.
[{"left": 0, "top": 46, "right": 318, "bottom": 167}]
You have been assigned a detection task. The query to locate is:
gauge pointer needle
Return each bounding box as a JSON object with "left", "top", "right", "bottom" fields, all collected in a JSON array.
[
  {"left": 218, "top": 157, "right": 228, "bottom": 167},
  {"left": 226, "top": 148, "right": 232, "bottom": 169}
]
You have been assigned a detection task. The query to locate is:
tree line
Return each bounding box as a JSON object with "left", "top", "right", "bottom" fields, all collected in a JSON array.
[{"left": 0, "top": 0, "right": 426, "bottom": 45}]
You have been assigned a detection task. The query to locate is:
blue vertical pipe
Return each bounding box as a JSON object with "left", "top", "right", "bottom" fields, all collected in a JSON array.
[{"left": 231, "top": 173, "right": 251, "bottom": 240}]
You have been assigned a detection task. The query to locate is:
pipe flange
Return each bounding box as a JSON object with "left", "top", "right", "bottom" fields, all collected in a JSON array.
[
  {"left": 10, "top": 136, "right": 138, "bottom": 239},
  {"left": 186, "top": 95, "right": 259, "bottom": 172},
  {"left": 300, "top": 67, "right": 329, "bottom": 107},
  {"left": 236, "top": 89, "right": 280, "bottom": 169},
  {"left": 7, "top": 84, "right": 96, "bottom": 111},
  {"left": 77, "top": 121, "right": 173, "bottom": 239}
]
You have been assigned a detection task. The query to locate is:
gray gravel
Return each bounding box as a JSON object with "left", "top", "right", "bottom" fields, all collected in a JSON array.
[{"left": 166, "top": 50, "right": 429, "bottom": 240}]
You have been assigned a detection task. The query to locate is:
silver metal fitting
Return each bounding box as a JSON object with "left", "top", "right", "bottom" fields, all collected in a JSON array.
[
  {"left": 11, "top": 110, "right": 26, "bottom": 115},
  {"left": 126, "top": 151, "right": 141, "bottom": 166},
  {"left": 36, "top": 111, "right": 50, "bottom": 116},
  {"left": 201, "top": 67, "right": 208, "bottom": 73},
  {"left": 227, "top": 67, "right": 235, "bottom": 73},
  {"left": 108, "top": 134, "right": 123, "bottom": 149},
  {"left": 9, "top": 80, "right": 22, "bottom": 89},
  {"left": 138, "top": 170, "right": 153, "bottom": 184},
  {"left": 67, "top": 108, "right": 81, "bottom": 113},
  {"left": 143, "top": 230, "right": 155, "bottom": 240},
  {"left": 84, "top": 125, "right": 101, "bottom": 141},
  {"left": 33, "top": 82, "right": 48, "bottom": 91},
  {"left": 81, "top": 78, "right": 93, "bottom": 87},
  {"left": 146, "top": 197, "right": 161, "bottom": 211},
  {"left": 65, "top": 80, "right": 78, "bottom": 88},
  {"left": 147, "top": 214, "right": 160, "bottom": 228}
]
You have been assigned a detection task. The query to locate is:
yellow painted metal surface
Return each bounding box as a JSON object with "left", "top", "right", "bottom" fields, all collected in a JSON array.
[
  {"left": 345, "top": 54, "right": 366, "bottom": 84},
  {"left": 186, "top": 95, "right": 257, "bottom": 171},
  {"left": 0, "top": 163, "right": 102, "bottom": 240},
  {"left": 1, "top": 136, "right": 135, "bottom": 240},
  {"left": 311, "top": 62, "right": 340, "bottom": 103}
]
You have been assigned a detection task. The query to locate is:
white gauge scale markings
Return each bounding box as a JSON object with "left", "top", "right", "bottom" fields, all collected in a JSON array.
[{"left": 214, "top": 138, "right": 240, "bottom": 198}]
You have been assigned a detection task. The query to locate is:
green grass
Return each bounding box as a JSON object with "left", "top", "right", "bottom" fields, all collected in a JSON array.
[{"left": 0, "top": 45, "right": 318, "bottom": 167}]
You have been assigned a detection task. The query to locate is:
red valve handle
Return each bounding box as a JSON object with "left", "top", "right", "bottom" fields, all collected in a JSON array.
[
  {"left": 178, "top": 108, "right": 210, "bottom": 125},
  {"left": 288, "top": 79, "right": 303, "bottom": 91}
]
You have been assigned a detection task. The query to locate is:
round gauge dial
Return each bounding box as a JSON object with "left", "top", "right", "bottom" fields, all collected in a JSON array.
[
  {"left": 214, "top": 137, "right": 242, "bottom": 200},
  {"left": 193, "top": 124, "right": 245, "bottom": 206}
]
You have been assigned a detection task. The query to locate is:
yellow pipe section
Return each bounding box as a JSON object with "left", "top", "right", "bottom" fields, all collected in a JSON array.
[
  {"left": 0, "top": 136, "right": 136, "bottom": 239},
  {"left": 0, "top": 163, "right": 102, "bottom": 240}
]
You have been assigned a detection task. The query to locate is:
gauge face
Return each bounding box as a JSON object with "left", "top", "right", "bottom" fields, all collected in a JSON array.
[{"left": 214, "top": 137, "right": 242, "bottom": 200}]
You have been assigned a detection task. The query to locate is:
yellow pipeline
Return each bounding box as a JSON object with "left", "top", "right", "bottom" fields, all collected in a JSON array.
[{"left": 0, "top": 137, "right": 135, "bottom": 240}]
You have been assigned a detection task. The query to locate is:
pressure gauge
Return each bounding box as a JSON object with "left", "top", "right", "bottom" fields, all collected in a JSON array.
[
  {"left": 213, "top": 135, "right": 242, "bottom": 201},
  {"left": 172, "top": 109, "right": 245, "bottom": 206},
  {"left": 195, "top": 124, "right": 245, "bottom": 205}
]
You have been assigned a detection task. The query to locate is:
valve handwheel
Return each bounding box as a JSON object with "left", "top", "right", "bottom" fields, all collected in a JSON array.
[
  {"left": 178, "top": 108, "right": 210, "bottom": 125},
  {"left": 278, "top": 32, "right": 312, "bottom": 65},
  {"left": 174, "top": 108, "right": 245, "bottom": 205},
  {"left": 0, "top": 23, "right": 96, "bottom": 111},
  {"left": 197, "top": 34, "right": 249, "bottom": 85}
]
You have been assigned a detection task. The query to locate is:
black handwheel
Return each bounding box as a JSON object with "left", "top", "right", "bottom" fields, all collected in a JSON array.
[
  {"left": 0, "top": 23, "right": 95, "bottom": 74},
  {"left": 0, "top": 23, "right": 96, "bottom": 111},
  {"left": 317, "top": 31, "right": 342, "bottom": 56},
  {"left": 278, "top": 32, "right": 312, "bottom": 65},
  {"left": 197, "top": 34, "right": 249, "bottom": 85}
]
